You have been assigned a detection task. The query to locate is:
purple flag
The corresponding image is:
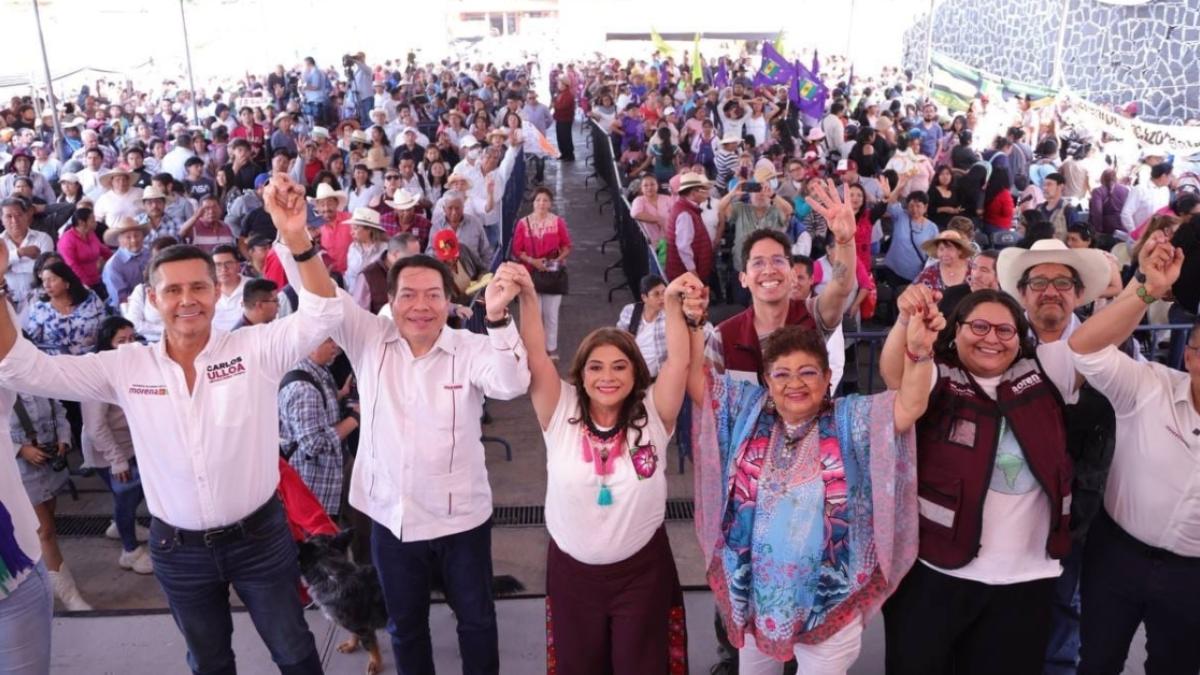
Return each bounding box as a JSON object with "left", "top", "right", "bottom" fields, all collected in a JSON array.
[
  {"left": 811, "top": 49, "right": 820, "bottom": 76},
  {"left": 715, "top": 59, "right": 729, "bottom": 88},
  {"left": 753, "top": 42, "right": 795, "bottom": 87},
  {"left": 789, "top": 60, "right": 829, "bottom": 119}
]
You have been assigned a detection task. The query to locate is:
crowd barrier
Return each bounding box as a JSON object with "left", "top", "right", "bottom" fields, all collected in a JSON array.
[{"left": 586, "top": 120, "right": 660, "bottom": 303}]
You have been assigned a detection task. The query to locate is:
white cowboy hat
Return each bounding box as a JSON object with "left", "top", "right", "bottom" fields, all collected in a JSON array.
[
  {"left": 805, "top": 128, "right": 826, "bottom": 142},
  {"left": 718, "top": 134, "right": 742, "bottom": 145},
  {"left": 309, "top": 126, "right": 330, "bottom": 140},
  {"left": 677, "top": 172, "right": 711, "bottom": 192},
  {"left": 102, "top": 216, "right": 150, "bottom": 247},
  {"left": 997, "top": 238, "right": 1112, "bottom": 306},
  {"left": 272, "top": 111, "right": 293, "bottom": 124},
  {"left": 345, "top": 207, "right": 386, "bottom": 232},
  {"left": 308, "top": 183, "right": 348, "bottom": 210},
  {"left": 350, "top": 129, "right": 370, "bottom": 145},
  {"left": 141, "top": 185, "right": 167, "bottom": 201},
  {"left": 384, "top": 188, "right": 421, "bottom": 210}
]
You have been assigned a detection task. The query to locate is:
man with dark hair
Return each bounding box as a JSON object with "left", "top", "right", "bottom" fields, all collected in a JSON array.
[
  {"left": 1038, "top": 172, "right": 1079, "bottom": 239},
  {"left": 226, "top": 138, "right": 263, "bottom": 191},
  {"left": 233, "top": 278, "right": 279, "bottom": 330},
  {"left": 276, "top": 248, "right": 530, "bottom": 674},
  {"left": 616, "top": 273, "right": 668, "bottom": 376},
  {"left": 1120, "top": 162, "right": 1172, "bottom": 234},
  {"left": 211, "top": 244, "right": 249, "bottom": 331},
  {"left": 352, "top": 233, "right": 418, "bottom": 314},
  {"left": 790, "top": 254, "right": 814, "bottom": 301},
  {"left": 0, "top": 175, "right": 341, "bottom": 675},
  {"left": 0, "top": 196, "right": 53, "bottom": 309}
]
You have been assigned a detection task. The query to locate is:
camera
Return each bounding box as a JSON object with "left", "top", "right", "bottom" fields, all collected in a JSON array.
[
  {"left": 342, "top": 54, "right": 355, "bottom": 69},
  {"left": 743, "top": 181, "right": 762, "bottom": 193},
  {"left": 41, "top": 445, "right": 67, "bottom": 472}
]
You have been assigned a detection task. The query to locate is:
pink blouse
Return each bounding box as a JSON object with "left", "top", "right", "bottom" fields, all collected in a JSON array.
[
  {"left": 511, "top": 216, "right": 572, "bottom": 274},
  {"left": 630, "top": 194, "right": 674, "bottom": 246},
  {"left": 57, "top": 228, "right": 112, "bottom": 287}
]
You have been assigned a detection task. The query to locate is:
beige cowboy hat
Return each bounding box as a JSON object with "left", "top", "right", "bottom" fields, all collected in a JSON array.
[
  {"left": 141, "top": 185, "right": 167, "bottom": 201},
  {"left": 920, "top": 229, "right": 974, "bottom": 258},
  {"left": 677, "top": 172, "right": 711, "bottom": 192},
  {"left": 350, "top": 129, "right": 370, "bottom": 145},
  {"left": 384, "top": 188, "right": 421, "bottom": 210},
  {"left": 996, "top": 238, "right": 1112, "bottom": 306},
  {"left": 446, "top": 171, "right": 473, "bottom": 189},
  {"left": 98, "top": 164, "right": 136, "bottom": 190},
  {"left": 102, "top": 216, "right": 150, "bottom": 247},
  {"left": 308, "top": 183, "right": 348, "bottom": 210},
  {"left": 345, "top": 207, "right": 386, "bottom": 232}
]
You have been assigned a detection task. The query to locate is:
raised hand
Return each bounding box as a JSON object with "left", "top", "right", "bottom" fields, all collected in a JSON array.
[
  {"left": 906, "top": 297, "right": 946, "bottom": 358},
  {"left": 263, "top": 173, "right": 310, "bottom": 247},
  {"left": 896, "top": 284, "right": 942, "bottom": 322},
  {"left": 1139, "top": 230, "right": 1184, "bottom": 297},
  {"left": 0, "top": 239, "right": 10, "bottom": 278},
  {"left": 805, "top": 178, "right": 856, "bottom": 245},
  {"left": 485, "top": 262, "right": 524, "bottom": 320}
]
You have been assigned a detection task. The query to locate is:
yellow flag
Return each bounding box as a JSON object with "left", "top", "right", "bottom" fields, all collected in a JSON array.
[
  {"left": 692, "top": 33, "right": 703, "bottom": 83},
  {"left": 773, "top": 30, "right": 785, "bottom": 56},
  {"left": 651, "top": 28, "right": 673, "bottom": 56}
]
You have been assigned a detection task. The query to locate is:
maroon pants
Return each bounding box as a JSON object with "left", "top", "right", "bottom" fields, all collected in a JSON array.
[{"left": 545, "top": 527, "right": 688, "bottom": 675}]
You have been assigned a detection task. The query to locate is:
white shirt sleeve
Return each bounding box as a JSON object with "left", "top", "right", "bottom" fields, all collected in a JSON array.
[
  {"left": 675, "top": 212, "right": 695, "bottom": 271},
  {"left": 255, "top": 242, "right": 345, "bottom": 380},
  {"left": 0, "top": 334, "right": 119, "bottom": 404},
  {"left": 1036, "top": 340, "right": 1080, "bottom": 404},
  {"left": 1119, "top": 186, "right": 1140, "bottom": 231},
  {"left": 1071, "top": 343, "right": 1154, "bottom": 416},
  {"left": 617, "top": 304, "right": 634, "bottom": 332},
  {"left": 467, "top": 321, "right": 531, "bottom": 400}
]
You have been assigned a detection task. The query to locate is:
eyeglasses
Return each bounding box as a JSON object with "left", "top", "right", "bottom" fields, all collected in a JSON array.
[
  {"left": 1023, "top": 276, "right": 1078, "bottom": 292},
  {"left": 385, "top": 174, "right": 401, "bottom": 180},
  {"left": 766, "top": 367, "right": 824, "bottom": 386},
  {"left": 960, "top": 319, "right": 1018, "bottom": 341},
  {"left": 746, "top": 255, "right": 790, "bottom": 272}
]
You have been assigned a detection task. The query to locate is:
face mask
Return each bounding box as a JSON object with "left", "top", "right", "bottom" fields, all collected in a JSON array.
[
  {"left": 467, "top": 148, "right": 481, "bottom": 161},
  {"left": 769, "top": 178, "right": 779, "bottom": 190}
]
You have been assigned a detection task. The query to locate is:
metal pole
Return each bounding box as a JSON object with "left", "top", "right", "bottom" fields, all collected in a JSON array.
[
  {"left": 30, "top": 0, "right": 64, "bottom": 153},
  {"left": 844, "top": 0, "right": 855, "bottom": 62},
  {"left": 1050, "top": 0, "right": 1070, "bottom": 89},
  {"left": 925, "top": 0, "right": 936, "bottom": 93},
  {"left": 178, "top": 0, "right": 201, "bottom": 125}
]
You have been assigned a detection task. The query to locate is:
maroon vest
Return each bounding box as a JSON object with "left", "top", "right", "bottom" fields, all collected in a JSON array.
[
  {"left": 665, "top": 197, "right": 713, "bottom": 282},
  {"left": 360, "top": 258, "right": 390, "bottom": 314},
  {"left": 716, "top": 299, "right": 818, "bottom": 379},
  {"left": 915, "top": 357, "right": 1072, "bottom": 569}
]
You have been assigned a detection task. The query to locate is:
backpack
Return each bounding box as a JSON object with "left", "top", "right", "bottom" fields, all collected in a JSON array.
[
  {"left": 627, "top": 302, "right": 645, "bottom": 336},
  {"left": 278, "top": 369, "right": 328, "bottom": 460}
]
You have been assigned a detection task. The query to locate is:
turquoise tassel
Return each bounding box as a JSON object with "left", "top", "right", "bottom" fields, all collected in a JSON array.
[{"left": 597, "top": 484, "right": 613, "bottom": 506}]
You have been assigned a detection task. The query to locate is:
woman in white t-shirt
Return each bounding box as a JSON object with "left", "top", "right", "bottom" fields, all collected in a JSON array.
[{"left": 516, "top": 268, "right": 700, "bottom": 674}]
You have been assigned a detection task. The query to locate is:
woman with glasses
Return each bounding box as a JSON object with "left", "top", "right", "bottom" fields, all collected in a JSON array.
[
  {"left": 685, "top": 262, "right": 941, "bottom": 672},
  {"left": 878, "top": 285, "right": 1077, "bottom": 674}
]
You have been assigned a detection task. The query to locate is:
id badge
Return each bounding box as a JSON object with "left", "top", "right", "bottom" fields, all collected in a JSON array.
[{"left": 948, "top": 417, "right": 977, "bottom": 447}]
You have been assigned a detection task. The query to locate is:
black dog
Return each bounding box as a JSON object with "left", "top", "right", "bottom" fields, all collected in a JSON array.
[{"left": 297, "top": 531, "right": 388, "bottom": 675}]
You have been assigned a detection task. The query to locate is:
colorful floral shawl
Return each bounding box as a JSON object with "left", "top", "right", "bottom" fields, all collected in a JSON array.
[{"left": 692, "top": 368, "right": 918, "bottom": 659}]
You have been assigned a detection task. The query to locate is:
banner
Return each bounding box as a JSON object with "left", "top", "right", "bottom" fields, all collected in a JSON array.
[
  {"left": 928, "top": 52, "right": 1057, "bottom": 113},
  {"left": 692, "top": 34, "right": 703, "bottom": 83},
  {"left": 753, "top": 42, "right": 794, "bottom": 87},
  {"left": 1060, "top": 93, "right": 1200, "bottom": 157}
]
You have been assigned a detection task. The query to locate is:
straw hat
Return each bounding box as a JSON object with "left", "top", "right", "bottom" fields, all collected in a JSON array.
[
  {"left": 384, "top": 188, "right": 421, "bottom": 210},
  {"left": 446, "top": 171, "right": 473, "bottom": 189},
  {"left": 308, "top": 183, "right": 348, "bottom": 210},
  {"left": 102, "top": 216, "right": 149, "bottom": 247},
  {"left": 996, "top": 238, "right": 1113, "bottom": 305},
  {"left": 141, "top": 185, "right": 167, "bottom": 201},
  {"left": 920, "top": 230, "right": 974, "bottom": 259},
  {"left": 677, "top": 172, "right": 711, "bottom": 192},
  {"left": 310, "top": 126, "right": 330, "bottom": 140},
  {"left": 98, "top": 164, "right": 136, "bottom": 190},
  {"left": 345, "top": 207, "right": 386, "bottom": 232}
]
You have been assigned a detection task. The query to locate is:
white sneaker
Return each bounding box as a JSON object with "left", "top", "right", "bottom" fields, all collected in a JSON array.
[
  {"left": 105, "top": 521, "right": 150, "bottom": 542},
  {"left": 118, "top": 546, "right": 154, "bottom": 575},
  {"left": 49, "top": 565, "right": 94, "bottom": 612}
]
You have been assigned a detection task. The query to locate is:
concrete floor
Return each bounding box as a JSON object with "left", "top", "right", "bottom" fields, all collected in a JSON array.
[{"left": 47, "top": 126, "right": 1150, "bottom": 673}]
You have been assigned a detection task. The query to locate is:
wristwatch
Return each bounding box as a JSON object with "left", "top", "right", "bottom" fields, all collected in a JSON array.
[
  {"left": 292, "top": 243, "right": 319, "bottom": 263},
  {"left": 485, "top": 312, "right": 511, "bottom": 329},
  {"left": 1134, "top": 270, "right": 1147, "bottom": 284}
]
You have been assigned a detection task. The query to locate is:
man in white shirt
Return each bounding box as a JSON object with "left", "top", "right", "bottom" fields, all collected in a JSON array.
[
  {"left": 1119, "top": 162, "right": 1172, "bottom": 234},
  {"left": 76, "top": 147, "right": 106, "bottom": 198},
  {"left": 0, "top": 174, "right": 340, "bottom": 674},
  {"left": 159, "top": 132, "right": 196, "bottom": 183},
  {"left": 0, "top": 197, "right": 54, "bottom": 309},
  {"left": 1066, "top": 233, "right": 1200, "bottom": 674},
  {"left": 210, "top": 245, "right": 248, "bottom": 332},
  {"left": 92, "top": 165, "right": 145, "bottom": 226},
  {"left": 276, "top": 249, "right": 529, "bottom": 675}
]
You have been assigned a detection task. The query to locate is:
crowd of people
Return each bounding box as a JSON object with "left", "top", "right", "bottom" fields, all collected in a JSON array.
[{"left": 0, "top": 41, "right": 1196, "bottom": 675}]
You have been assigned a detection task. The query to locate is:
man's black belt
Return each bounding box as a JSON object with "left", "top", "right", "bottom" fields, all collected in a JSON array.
[{"left": 153, "top": 496, "right": 279, "bottom": 548}]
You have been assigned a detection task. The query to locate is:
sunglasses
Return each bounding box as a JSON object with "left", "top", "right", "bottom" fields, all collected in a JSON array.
[
  {"left": 960, "top": 319, "right": 1017, "bottom": 341},
  {"left": 385, "top": 174, "right": 401, "bottom": 180}
]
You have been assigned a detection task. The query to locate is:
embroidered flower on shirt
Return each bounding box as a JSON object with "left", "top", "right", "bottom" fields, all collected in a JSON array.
[{"left": 631, "top": 444, "right": 658, "bottom": 479}]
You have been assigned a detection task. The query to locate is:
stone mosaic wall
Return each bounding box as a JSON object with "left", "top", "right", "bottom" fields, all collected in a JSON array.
[{"left": 902, "top": 0, "right": 1200, "bottom": 124}]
